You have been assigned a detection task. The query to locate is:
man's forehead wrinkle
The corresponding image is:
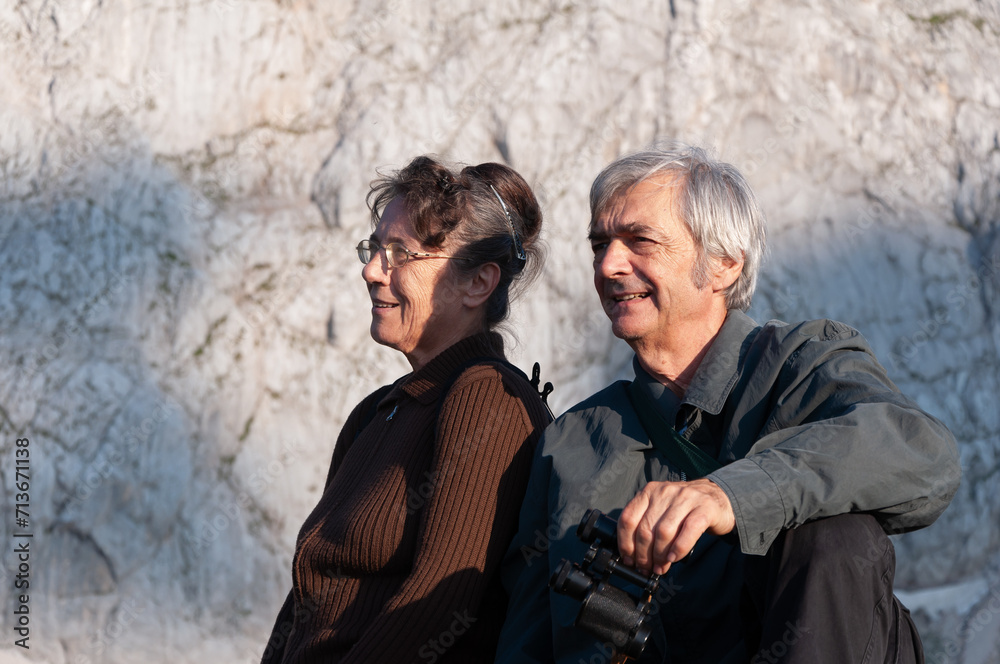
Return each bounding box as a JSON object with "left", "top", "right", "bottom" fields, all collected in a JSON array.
[
  {"left": 592, "top": 175, "right": 681, "bottom": 238},
  {"left": 594, "top": 201, "right": 657, "bottom": 234},
  {"left": 591, "top": 195, "right": 626, "bottom": 237},
  {"left": 600, "top": 217, "right": 670, "bottom": 243},
  {"left": 619, "top": 220, "right": 662, "bottom": 237}
]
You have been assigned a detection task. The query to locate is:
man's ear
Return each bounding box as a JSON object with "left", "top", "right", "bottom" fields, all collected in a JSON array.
[
  {"left": 712, "top": 253, "right": 744, "bottom": 293},
  {"left": 463, "top": 262, "right": 501, "bottom": 308}
]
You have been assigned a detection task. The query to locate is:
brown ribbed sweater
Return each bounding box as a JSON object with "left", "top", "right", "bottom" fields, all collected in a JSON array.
[{"left": 261, "top": 333, "right": 551, "bottom": 664}]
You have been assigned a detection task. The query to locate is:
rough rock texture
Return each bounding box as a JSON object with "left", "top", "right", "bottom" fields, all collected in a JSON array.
[{"left": 0, "top": 1, "right": 998, "bottom": 662}]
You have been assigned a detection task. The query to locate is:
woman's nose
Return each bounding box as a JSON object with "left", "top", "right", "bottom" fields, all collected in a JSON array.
[{"left": 361, "top": 247, "right": 389, "bottom": 284}]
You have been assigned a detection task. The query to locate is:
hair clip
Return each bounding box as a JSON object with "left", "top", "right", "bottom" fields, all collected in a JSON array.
[{"left": 490, "top": 185, "right": 527, "bottom": 262}]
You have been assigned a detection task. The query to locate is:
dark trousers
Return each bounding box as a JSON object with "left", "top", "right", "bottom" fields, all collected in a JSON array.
[{"left": 741, "top": 514, "right": 924, "bottom": 664}]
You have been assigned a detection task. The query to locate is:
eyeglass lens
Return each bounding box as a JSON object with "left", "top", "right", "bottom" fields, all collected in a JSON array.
[
  {"left": 387, "top": 244, "right": 410, "bottom": 267},
  {"left": 357, "top": 240, "right": 373, "bottom": 265},
  {"left": 357, "top": 240, "right": 411, "bottom": 268}
]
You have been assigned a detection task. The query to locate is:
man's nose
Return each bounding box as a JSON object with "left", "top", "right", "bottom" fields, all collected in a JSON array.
[{"left": 596, "top": 240, "right": 632, "bottom": 277}]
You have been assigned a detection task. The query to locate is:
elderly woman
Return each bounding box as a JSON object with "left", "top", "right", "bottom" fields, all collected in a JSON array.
[{"left": 261, "top": 156, "right": 551, "bottom": 663}]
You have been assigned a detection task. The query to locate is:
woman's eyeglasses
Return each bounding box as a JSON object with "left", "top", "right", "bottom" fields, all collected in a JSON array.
[{"left": 356, "top": 239, "right": 463, "bottom": 268}]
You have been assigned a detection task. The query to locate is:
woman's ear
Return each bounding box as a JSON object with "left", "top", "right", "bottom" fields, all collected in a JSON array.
[{"left": 462, "top": 262, "right": 501, "bottom": 309}]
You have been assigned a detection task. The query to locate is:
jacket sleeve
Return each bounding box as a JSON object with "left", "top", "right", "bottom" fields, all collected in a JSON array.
[
  {"left": 337, "top": 366, "right": 547, "bottom": 663},
  {"left": 495, "top": 440, "right": 557, "bottom": 664},
  {"left": 708, "top": 321, "right": 962, "bottom": 556}
]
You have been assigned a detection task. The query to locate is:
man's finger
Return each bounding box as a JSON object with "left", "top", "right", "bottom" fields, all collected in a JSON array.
[
  {"left": 631, "top": 515, "right": 658, "bottom": 572},
  {"left": 617, "top": 491, "right": 650, "bottom": 566},
  {"left": 657, "top": 512, "right": 710, "bottom": 573},
  {"left": 649, "top": 509, "right": 684, "bottom": 574},
  {"left": 632, "top": 492, "right": 683, "bottom": 573}
]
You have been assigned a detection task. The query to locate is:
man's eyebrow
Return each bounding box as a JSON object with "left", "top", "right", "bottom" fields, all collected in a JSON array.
[
  {"left": 587, "top": 228, "right": 607, "bottom": 243},
  {"left": 588, "top": 221, "right": 661, "bottom": 242}
]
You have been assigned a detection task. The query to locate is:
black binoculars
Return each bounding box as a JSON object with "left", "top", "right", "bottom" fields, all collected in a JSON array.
[{"left": 549, "top": 509, "right": 661, "bottom": 661}]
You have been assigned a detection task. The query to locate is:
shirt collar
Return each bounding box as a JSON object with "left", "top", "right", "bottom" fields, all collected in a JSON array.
[
  {"left": 390, "top": 332, "right": 506, "bottom": 406},
  {"left": 631, "top": 356, "right": 681, "bottom": 419},
  {"left": 631, "top": 309, "right": 760, "bottom": 416},
  {"left": 684, "top": 309, "right": 760, "bottom": 414}
]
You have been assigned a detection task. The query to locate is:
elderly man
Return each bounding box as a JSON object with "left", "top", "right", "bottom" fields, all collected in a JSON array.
[{"left": 497, "top": 144, "right": 961, "bottom": 663}]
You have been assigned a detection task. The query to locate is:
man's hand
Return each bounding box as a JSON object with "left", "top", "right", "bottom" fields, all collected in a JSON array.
[{"left": 617, "top": 479, "right": 736, "bottom": 575}]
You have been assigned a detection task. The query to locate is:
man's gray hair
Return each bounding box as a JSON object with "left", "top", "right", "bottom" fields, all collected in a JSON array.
[{"left": 589, "top": 142, "right": 767, "bottom": 311}]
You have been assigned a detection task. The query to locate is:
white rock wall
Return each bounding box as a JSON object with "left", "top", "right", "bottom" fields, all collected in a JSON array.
[{"left": 0, "top": 1, "right": 997, "bottom": 662}]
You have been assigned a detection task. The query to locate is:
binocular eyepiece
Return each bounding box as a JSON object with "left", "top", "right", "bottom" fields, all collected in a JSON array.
[{"left": 549, "top": 509, "right": 660, "bottom": 661}]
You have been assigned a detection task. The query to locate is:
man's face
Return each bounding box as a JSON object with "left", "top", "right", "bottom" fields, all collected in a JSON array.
[{"left": 590, "top": 176, "right": 723, "bottom": 352}]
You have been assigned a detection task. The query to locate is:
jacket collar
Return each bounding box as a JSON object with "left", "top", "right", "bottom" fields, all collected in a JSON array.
[
  {"left": 389, "top": 332, "right": 506, "bottom": 406},
  {"left": 632, "top": 309, "right": 760, "bottom": 416}
]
